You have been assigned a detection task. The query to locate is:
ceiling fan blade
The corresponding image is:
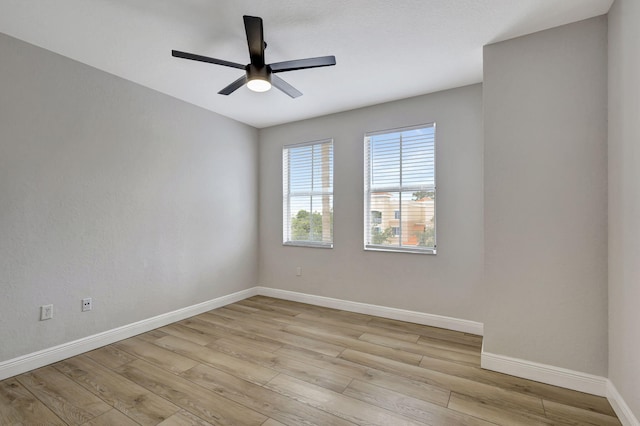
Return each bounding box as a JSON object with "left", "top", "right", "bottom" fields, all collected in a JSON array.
[
  {"left": 172, "top": 50, "right": 245, "bottom": 70},
  {"left": 272, "top": 75, "right": 302, "bottom": 98},
  {"left": 243, "top": 15, "right": 265, "bottom": 67},
  {"left": 218, "top": 75, "right": 248, "bottom": 95},
  {"left": 269, "top": 56, "right": 336, "bottom": 73}
]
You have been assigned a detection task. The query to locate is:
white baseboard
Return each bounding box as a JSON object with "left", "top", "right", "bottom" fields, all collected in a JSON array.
[
  {"left": 481, "top": 348, "right": 608, "bottom": 396},
  {"left": 0, "top": 287, "right": 258, "bottom": 381},
  {"left": 0, "top": 285, "right": 480, "bottom": 381},
  {"left": 255, "top": 286, "right": 484, "bottom": 335},
  {"left": 12, "top": 284, "right": 637, "bottom": 425},
  {"left": 607, "top": 380, "right": 640, "bottom": 426},
  {"left": 481, "top": 350, "right": 640, "bottom": 423}
]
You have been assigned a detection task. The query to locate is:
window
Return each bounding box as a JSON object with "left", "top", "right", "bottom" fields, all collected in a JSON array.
[
  {"left": 283, "top": 139, "right": 333, "bottom": 247},
  {"left": 364, "top": 123, "right": 436, "bottom": 253}
]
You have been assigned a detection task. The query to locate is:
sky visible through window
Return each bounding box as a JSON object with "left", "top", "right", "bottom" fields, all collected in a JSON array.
[
  {"left": 287, "top": 144, "right": 334, "bottom": 217},
  {"left": 369, "top": 126, "right": 435, "bottom": 191}
]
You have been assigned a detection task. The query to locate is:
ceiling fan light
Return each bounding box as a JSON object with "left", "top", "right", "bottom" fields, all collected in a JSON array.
[{"left": 247, "top": 77, "right": 272, "bottom": 92}]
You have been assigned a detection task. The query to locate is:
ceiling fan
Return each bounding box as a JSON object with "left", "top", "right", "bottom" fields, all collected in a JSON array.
[{"left": 172, "top": 15, "right": 336, "bottom": 98}]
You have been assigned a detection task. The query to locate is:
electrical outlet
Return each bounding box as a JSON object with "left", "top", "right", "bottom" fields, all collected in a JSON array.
[
  {"left": 40, "top": 304, "right": 53, "bottom": 321},
  {"left": 82, "top": 297, "right": 92, "bottom": 312},
  {"left": 296, "top": 266, "right": 302, "bottom": 276}
]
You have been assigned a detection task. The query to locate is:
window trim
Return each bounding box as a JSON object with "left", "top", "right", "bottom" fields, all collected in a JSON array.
[
  {"left": 283, "top": 138, "right": 334, "bottom": 248},
  {"left": 364, "top": 123, "right": 437, "bottom": 255}
]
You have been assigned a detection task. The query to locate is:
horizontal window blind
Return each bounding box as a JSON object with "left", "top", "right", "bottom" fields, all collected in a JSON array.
[
  {"left": 364, "top": 124, "right": 436, "bottom": 253},
  {"left": 283, "top": 139, "right": 333, "bottom": 247}
]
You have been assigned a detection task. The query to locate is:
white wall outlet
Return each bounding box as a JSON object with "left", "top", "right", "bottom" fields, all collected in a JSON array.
[
  {"left": 296, "top": 266, "right": 302, "bottom": 276},
  {"left": 40, "top": 304, "right": 53, "bottom": 321},
  {"left": 82, "top": 297, "right": 92, "bottom": 312}
]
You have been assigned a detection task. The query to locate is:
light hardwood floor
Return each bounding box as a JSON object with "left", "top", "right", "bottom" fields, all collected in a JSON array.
[{"left": 0, "top": 296, "right": 621, "bottom": 425}]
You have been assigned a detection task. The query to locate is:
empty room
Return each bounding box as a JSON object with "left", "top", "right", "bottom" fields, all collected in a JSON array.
[{"left": 1, "top": 1, "right": 638, "bottom": 425}]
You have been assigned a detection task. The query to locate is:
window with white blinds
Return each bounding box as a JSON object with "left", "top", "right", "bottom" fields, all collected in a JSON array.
[
  {"left": 283, "top": 139, "right": 333, "bottom": 247},
  {"left": 364, "top": 124, "right": 436, "bottom": 254}
]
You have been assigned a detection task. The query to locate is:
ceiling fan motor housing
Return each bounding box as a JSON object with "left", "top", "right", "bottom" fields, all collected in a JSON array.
[{"left": 247, "top": 63, "right": 271, "bottom": 84}]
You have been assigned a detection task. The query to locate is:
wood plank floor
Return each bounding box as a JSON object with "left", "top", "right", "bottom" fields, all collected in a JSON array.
[{"left": 1, "top": 296, "right": 621, "bottom": 425}]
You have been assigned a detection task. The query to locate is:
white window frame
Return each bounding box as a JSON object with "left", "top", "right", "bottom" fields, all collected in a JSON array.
[
  {"left": 364, "top": 123, "right": 436, "bottom": 254},
  {"left": 283, "top": 139, "right": 334, "bottom": 248}
]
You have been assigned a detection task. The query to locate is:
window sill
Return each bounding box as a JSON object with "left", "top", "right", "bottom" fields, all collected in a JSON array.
[
  {"left": 284, "top": 241, "right": 333, "bottom": 249},
  {"left": 364, "top": 245, "right": 436, "bottom": 255}
]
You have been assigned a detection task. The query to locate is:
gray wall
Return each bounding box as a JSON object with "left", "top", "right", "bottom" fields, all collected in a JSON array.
[
  {"left": 0, "top": 33, "right": 259, "bottom": 362},
  {"left": 483, "top": 17, "right": 608, "bottom": 375},
  {"left": 608, "top": 0, "right": 640, "bottom": 417},
  {"left": 259, "top": 85, "right": 484, "bottom": 321}
]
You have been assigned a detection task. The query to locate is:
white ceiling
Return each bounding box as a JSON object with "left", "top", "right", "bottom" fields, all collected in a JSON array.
[{"left": 0, "top": 0, "right": 613, "bottom": 128}]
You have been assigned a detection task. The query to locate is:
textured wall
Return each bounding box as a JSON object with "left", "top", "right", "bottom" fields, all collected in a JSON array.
[
  {"left": 608, "top": 0, "right": 640, "bottom": 418},
  {"left": 483, "top": 17, "right": 608, "bottom": 375},
  {"left": 0, "top": 33, "right": 258, "bottom": 362},
  {"left": 259, "top": 85, "right": 484, "bottom": 321}
]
